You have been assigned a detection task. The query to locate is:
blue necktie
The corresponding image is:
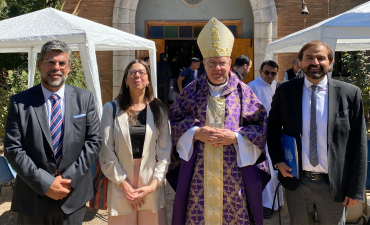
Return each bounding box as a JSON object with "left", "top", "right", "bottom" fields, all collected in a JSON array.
[
  {"left": 50, "top": 94, "right": 64, "bottom": 166},
  {"left": 309, "top": 85, "right": 318, "bottom": 167}
]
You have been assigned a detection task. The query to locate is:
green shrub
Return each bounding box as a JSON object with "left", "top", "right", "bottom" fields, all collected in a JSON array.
[{"left": 340, "top": 51, "right": 370, "bottom": 131}]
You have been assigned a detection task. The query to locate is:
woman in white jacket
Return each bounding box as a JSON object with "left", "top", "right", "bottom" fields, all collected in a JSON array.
[{"left": 99, "top": 59, "right": 171, "bottom": 225}]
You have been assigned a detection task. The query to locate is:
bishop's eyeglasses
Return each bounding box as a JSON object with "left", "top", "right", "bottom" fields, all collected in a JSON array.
[{"left": 205, "top": 61, "right": 228, "bottom": 68}]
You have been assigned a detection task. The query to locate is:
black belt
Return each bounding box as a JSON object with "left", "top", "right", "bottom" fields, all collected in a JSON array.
[{"left": 303, "top": 171, "right": 329, "bottom": 181}]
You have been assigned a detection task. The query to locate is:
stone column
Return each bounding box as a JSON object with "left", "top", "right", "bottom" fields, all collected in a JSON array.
[
  {"left": 112, "top": 0, "right": 139, "bottom": 98},
  {"left": 249, "top": 0, "right": 278, "bottom": 79}
]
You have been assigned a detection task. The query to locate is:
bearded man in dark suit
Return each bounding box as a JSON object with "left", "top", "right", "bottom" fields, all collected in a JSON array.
[
  {"left": 4, "top": 40, "right": 102, "bottom": 224},
  {"left": 268, "top": 40, "right": 367, "bottom": 224}
]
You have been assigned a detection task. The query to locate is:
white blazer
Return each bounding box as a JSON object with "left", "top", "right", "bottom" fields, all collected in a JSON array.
[{"left": 99, "top": 100, "right": 172, "bottom": 216}]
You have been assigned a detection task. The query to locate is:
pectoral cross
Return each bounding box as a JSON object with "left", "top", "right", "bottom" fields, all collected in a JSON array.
[{"left": 210, "top": 117, "right": 222, "bottom": 129}]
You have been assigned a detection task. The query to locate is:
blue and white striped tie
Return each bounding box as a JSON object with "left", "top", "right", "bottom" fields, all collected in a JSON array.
[{"left": 50, "top": 94, "right": 63, "bottom": 166}]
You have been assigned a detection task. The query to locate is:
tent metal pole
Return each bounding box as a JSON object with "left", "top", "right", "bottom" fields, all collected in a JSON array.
[
  {"left": 28, "top": 47, "right": 37, "bottom": 88},
  {"left": 149, "top": 49, "right": 157, "bottom": 97}
]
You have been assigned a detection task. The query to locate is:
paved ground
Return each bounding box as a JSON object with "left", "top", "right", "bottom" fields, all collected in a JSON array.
[
  {"left": 0, "top": 182, "right": 291, "bottom": 225},
  {"left": 1, "top": 143, "right": 369, "bottom": 224}
]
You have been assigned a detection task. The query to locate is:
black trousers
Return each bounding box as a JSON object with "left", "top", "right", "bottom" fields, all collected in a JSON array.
[
  {"left": 157, "top": 80, "right": 170, "bottom": 106},
  {"left": 17, "top": 202, "right": 86, "bottom": 225}
]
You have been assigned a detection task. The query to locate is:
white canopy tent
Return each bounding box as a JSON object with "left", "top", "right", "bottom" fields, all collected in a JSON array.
[
  {"left": 264, "top": 1, "right": 370, "bottom": 64},
  {"left": 0, "top": 8, "right": 157, "bottom": 118}
]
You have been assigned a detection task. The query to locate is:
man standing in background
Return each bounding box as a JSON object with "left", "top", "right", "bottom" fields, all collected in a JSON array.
[
  {"left": 284, "top": 58, "right": 303, "bottom": 81},
  {"left": 157, "top": 52, "right": 172, "bottom": 106},
  {"left": 177, "top": 57, "right": 200, "bottom": 92},
  {"left": 144, "top": 56, "right": 150, "bottom": 68},
  {"left": 232, "top": 55, "right": 253, "bottom": 81},
  {"left": 248, "top": 60, "right": 283, "bottom": 219}
]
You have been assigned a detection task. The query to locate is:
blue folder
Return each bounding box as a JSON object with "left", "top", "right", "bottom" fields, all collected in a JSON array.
[{"left": 281, "top": 133, "right": 299, "bottom": 179}]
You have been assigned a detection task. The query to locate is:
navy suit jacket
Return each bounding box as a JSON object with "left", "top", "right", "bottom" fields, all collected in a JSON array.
[{"left": 4, "top": 84, "right": 102, "bottom": 217}]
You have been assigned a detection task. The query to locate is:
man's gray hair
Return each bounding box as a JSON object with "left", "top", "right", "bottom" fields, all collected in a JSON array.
[
  {"left": 293, "top": 58, "right": 300, "bottom": 64},
  {"left": 39, "top": 40, "right": 72, "bottom": 63}
]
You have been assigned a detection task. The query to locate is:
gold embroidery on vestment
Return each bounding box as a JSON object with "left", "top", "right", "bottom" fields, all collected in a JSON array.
[{"left": 204, "top": 95, "right": 225, "bottom": 225}]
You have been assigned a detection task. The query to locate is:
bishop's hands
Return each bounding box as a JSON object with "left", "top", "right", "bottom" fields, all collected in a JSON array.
[
  {"left": 45, "top": 175, "right": 72, "bottom": 200},
  {"left": 193, "top": 126, "right": 237, "bottom": 147}
]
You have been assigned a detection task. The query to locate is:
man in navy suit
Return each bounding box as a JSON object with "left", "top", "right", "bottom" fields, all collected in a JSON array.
[
  {"left": 268, "top": 40, "right": 367, "bottom": 224},
  {"left": 5, "top": 40, "right": 102, "bottom": 224}
]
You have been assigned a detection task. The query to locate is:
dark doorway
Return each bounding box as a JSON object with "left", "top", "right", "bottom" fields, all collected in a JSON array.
[{"left": 165, "top": 40, "right": 204, "bottom": 78}]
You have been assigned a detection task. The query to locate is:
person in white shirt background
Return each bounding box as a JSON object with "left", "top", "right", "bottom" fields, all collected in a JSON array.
[{"left": 248, "top": 60, "right": 283, "bottom": 218}]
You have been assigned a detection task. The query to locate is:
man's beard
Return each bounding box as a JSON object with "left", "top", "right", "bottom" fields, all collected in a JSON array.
[
  {"left": 303, "top": 64, "right": 331, "bottom": 79},
  {"left": 42, "top": 71, "right": 66, "bottom": 87}
]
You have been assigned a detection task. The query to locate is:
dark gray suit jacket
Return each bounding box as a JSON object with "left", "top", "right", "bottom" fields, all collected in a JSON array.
[
  {"left": 4, "top": 84, "right": 102, "bottom": 217},
  {"left": 267, "top": 77, "right": 367, "bottom": 202}
]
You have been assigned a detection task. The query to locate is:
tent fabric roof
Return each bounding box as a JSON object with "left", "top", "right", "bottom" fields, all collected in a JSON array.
[
  {"left": 264, "top": 1, "right": 370, "bottom": 60},
  {"left": 0, "top": 8, "right": 158, "bottom": 118},
  {"left": 0, "top": 8, "right": 155, "bottom": 52}
]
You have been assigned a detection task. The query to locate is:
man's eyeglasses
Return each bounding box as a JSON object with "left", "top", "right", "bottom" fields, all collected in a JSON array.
[
  {"left": 206, "top": 61, "right": 228, "bottom": 68},
  {"left": 128, "top": 70, "right": 147, "bottom": 77},
  {"left": 43, "top": 60, "right": 69, "bottom": 69},
  {"left": 263, "top": 70, "right": 277, "bottom": 76}
]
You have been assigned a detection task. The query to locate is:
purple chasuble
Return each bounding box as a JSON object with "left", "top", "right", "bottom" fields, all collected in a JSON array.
[{"left": 168, "top": 71, "right": 271, "bottom": 225}]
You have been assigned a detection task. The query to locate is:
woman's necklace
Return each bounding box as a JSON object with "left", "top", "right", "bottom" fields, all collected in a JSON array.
[{"left": 207, "top": 97, "right": 223, "bottom": 129}]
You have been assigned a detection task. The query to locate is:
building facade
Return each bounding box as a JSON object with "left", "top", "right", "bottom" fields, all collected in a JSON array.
[{"left": 62, "top": 0, "right": 367, "bottom": 104}]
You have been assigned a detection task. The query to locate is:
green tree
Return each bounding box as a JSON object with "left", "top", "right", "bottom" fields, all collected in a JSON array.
[
  {"left": 340, "top": 51, "right": 370, "bottom": 131},
  {"left": 2, "top": 0, "right": 61, "bottom": 18}
]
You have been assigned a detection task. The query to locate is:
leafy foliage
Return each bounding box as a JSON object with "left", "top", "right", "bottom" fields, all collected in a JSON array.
[
  {"left": 0, "top": 53, "right": 86, "bottom": 141},
  {"left": 340, "top": 51, "right": 370, "bottom": 131},
  {"left": 1, "top": 0, "right": 62, "bottom": 19}
]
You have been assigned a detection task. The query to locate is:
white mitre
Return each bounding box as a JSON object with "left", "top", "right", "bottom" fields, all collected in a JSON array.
[{"left": 197, "top": 17, "right": 235, "bottom": 59}]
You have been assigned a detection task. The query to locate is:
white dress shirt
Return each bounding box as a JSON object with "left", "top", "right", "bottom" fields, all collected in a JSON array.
[
  {"left": 41, "top": 83, "right": 66, "bottom": 126},
  {"left": 301, "top": 76, "right": 328, "bottom": 173},
  {"left": 248, "top": 76, "right": 276, "bottom": 114},
  {"left": 176, "top": 76, "right": 262, "bottom": 167}
]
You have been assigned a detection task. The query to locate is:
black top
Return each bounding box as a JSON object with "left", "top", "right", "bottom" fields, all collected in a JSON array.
[{"left": 129, "top": 107, "right": 147, "bottom": 159}]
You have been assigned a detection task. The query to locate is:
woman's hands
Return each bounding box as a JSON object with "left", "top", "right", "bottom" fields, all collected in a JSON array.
[
  {"left": 121, "top": 180, "right": 144, "bottom": 210},
  {"left": 134, "top": 178, "right": 158, "bottom": 199},
  {"left": 120, "top": 178, "right": 159, "bottom": 210}
]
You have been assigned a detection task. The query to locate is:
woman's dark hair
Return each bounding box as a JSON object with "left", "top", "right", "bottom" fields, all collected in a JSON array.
[{"left": 115, "top": 59, "right": 168, "bottom": 131}]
